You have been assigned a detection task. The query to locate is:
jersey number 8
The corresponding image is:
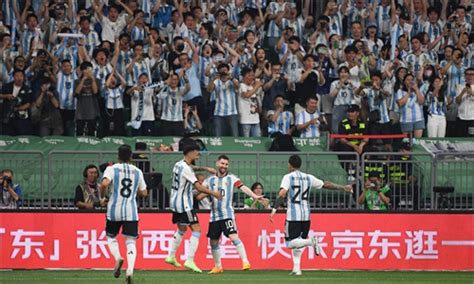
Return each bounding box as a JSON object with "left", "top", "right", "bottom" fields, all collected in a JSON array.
[{"left": 120, "top": 178, "right": 133, "bottom": 198}]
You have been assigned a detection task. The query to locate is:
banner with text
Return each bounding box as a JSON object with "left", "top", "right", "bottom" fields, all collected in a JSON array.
[{"left": 0, "top": 213, "right": 472, "bottom": 270}]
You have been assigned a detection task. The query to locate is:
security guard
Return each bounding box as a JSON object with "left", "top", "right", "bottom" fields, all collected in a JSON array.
[{"left": 335, "top": 104, "right": 369, "bottom": 155}]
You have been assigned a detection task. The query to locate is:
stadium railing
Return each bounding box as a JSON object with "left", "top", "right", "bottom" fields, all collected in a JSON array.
[{"left": 1, "top": 150, "right": 472, "bottom": 210}]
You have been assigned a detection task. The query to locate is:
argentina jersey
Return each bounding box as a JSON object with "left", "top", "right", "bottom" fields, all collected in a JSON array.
[
  {"left": 57, "top": 71, "right": 78, "bottom": 110},
  {"left": 395, "top": 89, "right": 424, "bottom": 123},
  {"left": 158, "top": 86, "right": 185, "bottom": 121},
  {"left": 170, "top": 160, "right": 198, "bottom": 213},
  {"left": 204, "top": 174, "right": 243, "bottom": 222},
  {"left": 365, "top": 88, "right": 390, "bottom": 123},
  {"left": 104, "top": 163, "right": 147, "bottom": 222},
  {"left": 281, "top": 170, "right": 324, "bottom": 221},
  {"left": 213, "top": 79, "right": 238, "bottom": 116},
  {"left": 268, "top": 110, "right": 294, "bottom": 136},
  {"left": 266, "top": 2, "right": 284, "bottom": 38},
  {"left": 296, "top": 110, "right": 320, "bottom": 138}
]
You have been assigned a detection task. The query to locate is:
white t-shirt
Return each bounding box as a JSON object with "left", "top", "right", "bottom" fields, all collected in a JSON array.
[
  {"left": 101, "top": 15, "right": 127, "bottom": 43},
  {"left": 456, "top": 84, "right": 474, "bottom": 120},
  {"left": 238, "top": 83, "right": 262, "bottom": 124},
  {"left": 130, "top": 88, "right": 155, "bottom": 122}
]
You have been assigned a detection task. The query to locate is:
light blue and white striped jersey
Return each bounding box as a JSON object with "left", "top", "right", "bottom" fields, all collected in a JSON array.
[
  {"left": 213, "top": 79, "right": 238, "bottom": 116},
  {"left": 157, "top": 86, "right": 186, "bottom": 121},
  {"left": 375, "top": 4, "right": 391, "bottom": 37},
  {"left": 404, "top": 52, "right": 432, "bottom": 76},
  {"left": 426, "top": 91, "right": 447, "bottom": 116},
  {"left": 329, "top": 10, "right": 344, "bottom": 36},
  {"left": 177, "top": 63, "right": 202, "bottom": 101},
  {"left": 53, "top": 44, "right": 79, "bottom": 69},
  {"left": 198, "top": 56, "right": 212, "bottom": 86},
  {"left": 117, "top": 49, "right": 133, "bottom": 82},
  {"left": 170, "top": 159, "right": 198, "bottom": 213},
  {"left": 20, "top": 28, "right": 43, "bottom": 55},
  {"left": 395, "top": 89, "right": 424, "bottom": 123},
  {"left": 296, "top": 110, "right": 320, "bottom": 138},
  {"left": 330, "top": 80, "right": 356, "bottom": 106},
  {"left": 81, "top": 30, "right": 101, "bottom": 58},
  {"left": 245, "top": 0, "right": 266, "bottom": 10},
  {"left": 131, "top": 26, "right": 146, "bottom": 42},
  {"left": 281, "top": 170, "right": 324, "bottom": 221},
  {"left": 364, "top": 88, "right": 390, "bottom": 123},
  {"left": 267, "top": 110, "right": 294, "bottom": 136},
  {"left": 139, "top": 0, "right": 154, "bottom": 23},
  {"left": 266, "top": 1, "right": 285, "bottom": 38},
  {"left": 422, "top": 20, "right": 444, "bottom": 51},
  {"left": 285, "top": 51, "right": 305, "bottom": 84},
  {"left": 128, "top": 57, "right": 155, "bottom": 85},
  {"left": 204, "top": 173, "right": 243, "bottom": 222},
  {"left": 446, "top": 64, "right": 466, "bottom": 98},
  {"left": 56, "top": 71, "right": 78, "bottom": 110},
  {"left": 104, "top": 163, "right": 147, "bottom": 222},
  {"left": 281, "top": 17, "right": 305, "bottom": 40},
  {"left": 105, "top": 86, "right": 125, "bottom": 109},
  {"left": 92, "top": 62, "right": 113, "bottom": 95},
  {"left": 411, "top": 13, "right": 425, "bottom": 37},
  {"left": 2, "top": 0, "right": 17, "bottom": 27}
]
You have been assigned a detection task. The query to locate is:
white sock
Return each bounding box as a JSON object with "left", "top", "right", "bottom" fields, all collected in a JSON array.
[
  {"left": 168, "top": 230, "right": 185, "bottom": 258},
  {"left": 287, "top": 238, "right": 312, "bottom": 249},
  {"left": 292, "top": 248, "right": 302, "bottom": 272},
  {"left": 188, "top": 231, "right": 201, "bottom": 261},
  {"left": 211, "top": 243, "right": 222, "bottom": 268},
  {"left": 107, "top": 237, "right": 122, "bottom": 261},
  {"left": 232, "top": 239, "right": 248, "bottom": 263},
  {"left": 125, "top": 238, "right": 137, "bottom": 276}
]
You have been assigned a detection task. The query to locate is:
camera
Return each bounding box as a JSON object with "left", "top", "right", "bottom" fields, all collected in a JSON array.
[{"left": 2, "top": 176, "right": 12, "bottom": 187}]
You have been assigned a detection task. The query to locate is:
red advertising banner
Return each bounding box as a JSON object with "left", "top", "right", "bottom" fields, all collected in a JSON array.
[{"left": 0, "top": 212, "right": 472, "bottom": 270}]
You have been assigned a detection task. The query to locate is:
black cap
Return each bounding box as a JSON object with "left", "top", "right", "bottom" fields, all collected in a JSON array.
[
  {"left": 347, "top": 104, "right": 360, "bottom": 112},
  {"left": 400, "top": 141, "right": 411, "bottom": 150}
]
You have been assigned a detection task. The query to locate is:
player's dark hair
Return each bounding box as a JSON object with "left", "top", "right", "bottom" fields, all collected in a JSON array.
[
  {"left": 217, "top": 154, "right": 229, "bottom": 161},
  {"left": 288, "top": 155, "right": 302, "bottom": 169},
  {"left": 118, "top": 144, "right": 132, "bottom": 162},
  {"left": 183, "top": 143, "right": 200, "bottom": 155}
]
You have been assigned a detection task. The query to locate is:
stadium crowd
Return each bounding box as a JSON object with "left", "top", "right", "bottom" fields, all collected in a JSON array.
[{"left": 0, "top": 0, "right": 473, "bottom": 141}]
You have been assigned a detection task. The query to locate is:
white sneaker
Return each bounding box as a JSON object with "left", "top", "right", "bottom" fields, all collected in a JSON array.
[
  {"left": 311, "top": 236, "right": 320, "bottom": 256},
  {"left": 289, "top": 270, "right": 302, "bottom": 276}
]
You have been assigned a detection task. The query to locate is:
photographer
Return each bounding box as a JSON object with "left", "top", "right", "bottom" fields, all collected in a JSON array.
[
  {"left": 27, "top": 49, "right": 56, "bottom": 93},
  {"left": 295, "top": 54, "right": 326, "bottom": 114},
  {"left": 0, "top": 69, "right": 33, "bottom": 135},
  {"left": 75, "top": 164, "right": 104, "bottom": 209},
  {"left": 358, "top": 171, "right": 391, "bottom": 210},
  {"left": 0, "top": 169, "right": 22, "bottom": 209},
  {"left": 33, "top": 78, "right": 63, "bottom": 136}
]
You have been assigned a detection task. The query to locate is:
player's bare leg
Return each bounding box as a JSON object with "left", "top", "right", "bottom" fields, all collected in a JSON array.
[
  {"left": 208, "top": 239, "right": 223, "bottom": 274},
  {"left": 107, "top": 237, "right": 124, "bottom": 278},
  {"left": 228, "top": 233, "right": 250, "bottom": 270},
  {"left": 165, "top": 225, "right": 186, "bottom": 268},
  {"left": 184, "top": 223, "right": 202, "bottom": 273}
]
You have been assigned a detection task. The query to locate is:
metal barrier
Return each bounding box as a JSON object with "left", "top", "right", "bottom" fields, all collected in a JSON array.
[
  {"left": 361, "top": 152, "right": 435, "bottom": 210},
  {"left": 0, "top": 151, "right": 45, "bottom": 208},
  {"left": 1, "top": 150, "right": 472, "bottom": 210}
]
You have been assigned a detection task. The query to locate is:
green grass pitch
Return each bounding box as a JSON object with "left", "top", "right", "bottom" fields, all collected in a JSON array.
[{"left": 1, "top": 270, "right": 473, "bottom": 284}]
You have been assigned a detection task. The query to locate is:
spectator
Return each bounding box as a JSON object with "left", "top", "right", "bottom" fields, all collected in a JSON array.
[
  {"left": 33, "top": 78, "right": 63, "bottom": 136},
  {"left": 330, "top": 66, "right": 357, "bottom": 134},
  {"left": 74, "top": 62, "right": 100, "bottom": 137},
  {"left": 126, "top": 73, "right": 157, "bottom": 136},
  {"left": 395, "top": 73, "right": 425, "bottom": 139},
  {"left": 74, "top": 164, "right": 103, "bottom": 209},
  {"left": 56, "top": 59, "right": 77, "bottom": 136},
  {"left": 207, "top": 63, "right": 240, "bottom": 136},
  {"left": 238, "top": 67, "right": 263, "bottom": 137},
  {"left": 103, "top": 69, "right": 127, "bottom": 136},
  {"left": 183, "top": 103, "right": 203, "bottom": 137},
  {"left": 0, "top": 169, "right": 22, "bottom": 209},
  {"left": 358, "top": 171, "right": 391, "bottom": 210},
  {"left": 296, "top": 95, "right": 325, "bottom": 138},
  {"left": 455, "top": 68, "right": 474, "bottom": 137},
  {"left": 244, "top": 182, "right": 270, "bottom": 210},
  {"left": 262, "top": 62, "right": 288, "bottom": 112},
  {"left": 266, "top": 95, "right": 294, "bottom": 137},
  {"left": 0, "top": 69, "right": 33, "bottom": 135},
  {"left": 156, "top": 72, "right": 190, "bottom": 136},
  {"left": 295, "top": 54, "right": 326, "bottom": 114},
  {"left": 426, "top": 77, "right": 448, "bottom": 138}
]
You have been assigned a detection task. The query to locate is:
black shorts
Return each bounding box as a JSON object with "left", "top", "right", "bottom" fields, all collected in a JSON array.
[
  {"left": 105, "top": 219, "right": 139, "bottom": 238},
  {"left": 285, "top": 220, "right": 310, "bottom": 241},
  {"left": 207, "top": 219, "right": 238, "bottom": 240},
  {"left": 172, "top": 210, "right": 199, "bottom": 225}
]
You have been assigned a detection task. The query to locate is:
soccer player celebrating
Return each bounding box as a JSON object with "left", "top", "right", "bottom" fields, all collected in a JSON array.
[
  {"left": 165, "top": 143, "right": 222, "bottom": 273},
  {"left": 99, "top": 144, "right": 148, "bottom": 284},
  {"left": 200, "top": 155, "right": 265, "bottom": 274},
  {"left": 270, "top": 154, "right": 352, "bottom": 276}
]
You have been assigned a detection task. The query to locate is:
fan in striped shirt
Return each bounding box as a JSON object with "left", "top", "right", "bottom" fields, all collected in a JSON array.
[
  {"left": 156, "top": 72, "right": 190, "bottom": 136},
  {"left": 267, "top": 95, "right": 294, "bottom": 137}
]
